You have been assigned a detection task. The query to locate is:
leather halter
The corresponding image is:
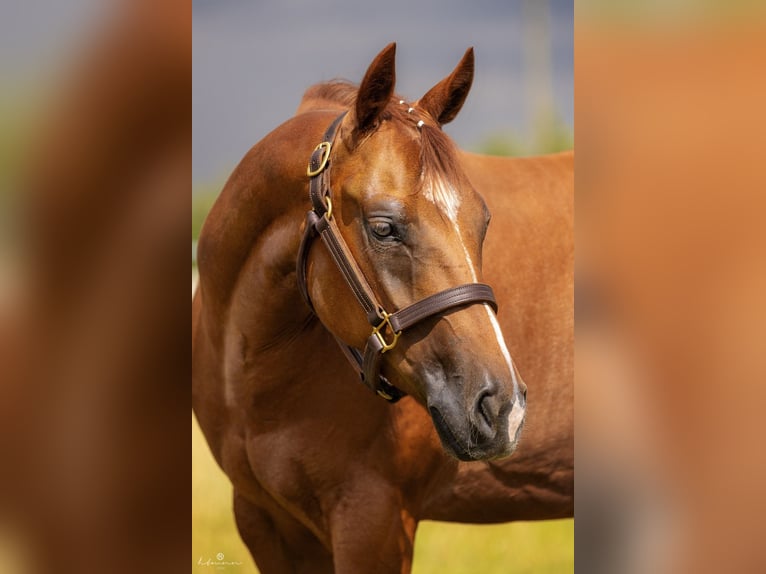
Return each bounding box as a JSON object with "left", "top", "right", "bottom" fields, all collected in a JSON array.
[{"left": 296, "top": 112, "right": 499, "bottom": 402}]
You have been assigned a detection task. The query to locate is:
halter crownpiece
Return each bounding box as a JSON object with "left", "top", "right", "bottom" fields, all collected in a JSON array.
[{"left": 296, "top": 112, "right": 499, "bottom": 402}]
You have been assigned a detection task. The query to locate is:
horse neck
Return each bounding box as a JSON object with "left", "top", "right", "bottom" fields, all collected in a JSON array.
[{"left": 197, "top": 114, "right": 334, "bottom": 379}]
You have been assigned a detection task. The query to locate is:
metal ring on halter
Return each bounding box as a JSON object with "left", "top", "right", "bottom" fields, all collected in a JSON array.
[
  {"left": 371, "top": 310, "right": 401, "bottom": 353},
  {"left": 307, "top": 142, "right": 332, "bottom": 177}
]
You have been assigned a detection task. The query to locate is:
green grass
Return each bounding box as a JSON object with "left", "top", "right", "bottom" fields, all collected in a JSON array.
[
  {"left": 192, "top": 416, "right": 573, "bottom": 573},
  {"left": 192, "top": 189, "right": 219, "bottom": 242},
  {"left": 412, "top": 520, "right": 573, "bottom": 574},
  {"left": 192, "top": 416, "right": 255, "bottom": 571}
]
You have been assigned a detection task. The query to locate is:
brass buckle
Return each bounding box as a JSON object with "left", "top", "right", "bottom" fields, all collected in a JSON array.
[
  {"left": 306, "top": 142, "right": 332, "bottom": 177},
  {"left": 371, "top": 311, "right": 401, "bottom": 353}
]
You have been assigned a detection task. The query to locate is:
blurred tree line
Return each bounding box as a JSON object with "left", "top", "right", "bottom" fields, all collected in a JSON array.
[{"left": 473, "top": 114, "right": 573, "bottom": 157}]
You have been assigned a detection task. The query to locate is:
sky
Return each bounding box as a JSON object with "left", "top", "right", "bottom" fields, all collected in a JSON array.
[{"left": 193, "top": 0, "right": 573, "bottom": 186}]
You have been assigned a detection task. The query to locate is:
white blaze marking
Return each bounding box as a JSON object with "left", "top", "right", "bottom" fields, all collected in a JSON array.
[
  {"left": 485, "top": 305, "right": 513, "bottom": 374},
  {"left": 508, "top": 392, "right": 526, "bottom": 441},
  {"left": 487, "top": 306, "right": 526, "bottom": 442},
  {"left": 424, "top": 175, "right": 461, "bottom": 223},
  {"left": 426, "top": 173, "right": 526, "bottom": 442}
]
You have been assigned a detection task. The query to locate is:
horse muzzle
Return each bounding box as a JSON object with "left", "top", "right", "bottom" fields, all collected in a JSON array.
[{"left": 428, "top": 382, "right": 526, "bottom": 462}]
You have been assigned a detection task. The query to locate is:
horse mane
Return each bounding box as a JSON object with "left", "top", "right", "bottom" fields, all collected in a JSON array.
[
  {"left": 298, "top": 81, "right": 465, "bottom": 193},
  {"left": 298, "top": 80, "right": 358, "bottom": 112}
]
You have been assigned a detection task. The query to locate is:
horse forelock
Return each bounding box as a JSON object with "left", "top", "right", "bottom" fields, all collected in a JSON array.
[{"left": 416, "top": 124, "right": 464, "bottom": 223}]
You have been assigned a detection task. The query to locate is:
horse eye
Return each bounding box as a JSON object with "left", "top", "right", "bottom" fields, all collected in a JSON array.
[{"left": 369, "top": 219, "right": 395, "bottom": 240}]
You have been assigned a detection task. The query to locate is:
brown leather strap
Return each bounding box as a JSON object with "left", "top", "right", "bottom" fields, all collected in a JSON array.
[
  {"left": 361, "top": 283, "right": 497, "bottom": 396},
  {"left": 297, "top": 113, "right": 348, "bottom": 312},
  {"left": 389, "top": 283, "right": 497, "bottom": 332},
  {"left": 315, "top": 215, "right": 384, "bottom": 325},
  {"left": 296, "top": 113, "right": 499, "bottom": 403},
  {"left": 329, "top": 335, "right": 405, "bottom": 402},
  {"left": 296, "top": 210, "right": 321, "bottom": 312},
  {"left": 309, "top": 113, "right": 347, "bottom": 215},
  {"left": 362, "top": 334, "right": 387, "bottom": 395}
]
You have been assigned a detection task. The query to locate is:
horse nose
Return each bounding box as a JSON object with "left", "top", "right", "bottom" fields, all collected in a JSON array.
[{"left": 473, "top": 384, "right": 511, "bottom": 442}]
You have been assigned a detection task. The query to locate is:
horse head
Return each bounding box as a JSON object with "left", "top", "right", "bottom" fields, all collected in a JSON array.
[{"left": 303, "top": 43, "right": 526, "bottom": 461}]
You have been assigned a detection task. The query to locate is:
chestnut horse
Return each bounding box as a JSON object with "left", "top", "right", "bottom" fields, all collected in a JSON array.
[{"left": 192, "top": 43, "right": 572, "bottom": 573}]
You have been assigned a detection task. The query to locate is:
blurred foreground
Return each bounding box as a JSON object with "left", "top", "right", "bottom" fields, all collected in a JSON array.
[
  {"left": 576, "top": 6, "right": 766, "bottom": 574},
  {"left": 0, "top": 1, "right": 189, "bottom": 573}
]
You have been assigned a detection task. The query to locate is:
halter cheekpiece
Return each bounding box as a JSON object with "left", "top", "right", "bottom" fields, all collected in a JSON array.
[{"left": 296, "top": 112, "right": 499, "bottom": 402}]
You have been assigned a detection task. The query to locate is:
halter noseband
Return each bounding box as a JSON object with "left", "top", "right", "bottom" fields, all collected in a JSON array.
[{"left": 296, "top": 112, "right": 499, "bottom": 403}]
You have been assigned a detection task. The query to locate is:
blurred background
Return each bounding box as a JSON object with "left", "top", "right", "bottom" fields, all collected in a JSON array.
[
  {"left": 192, "top": 0, "right": 573, "bottom": 179},
  {"left": 1, "top": 1, "right": 190, "bottom": 573},
  {"left": 192, "top": 1, "right": 573, "bottom": 573},
  {"left": 575, "top": 3, "right": 766, "bottom": 573}
]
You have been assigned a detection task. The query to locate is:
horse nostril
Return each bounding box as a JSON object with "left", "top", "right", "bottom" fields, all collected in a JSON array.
[
  {"left": 477, "top": 391, "right": 493, "bottom": 428},
  {"left": 522, "top": 385, "right": 527, "bottom": 401}
]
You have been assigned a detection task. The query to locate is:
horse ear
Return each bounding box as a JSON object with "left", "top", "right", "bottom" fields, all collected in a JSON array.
[
  {"left": 354, "top": 43, "right": 397, "bottom": 134},
  {"left": 416, "top": 47, "right": 474, "bottom": 126}
]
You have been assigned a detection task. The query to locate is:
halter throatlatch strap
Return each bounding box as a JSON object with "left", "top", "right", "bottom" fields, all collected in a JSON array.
[{"left": 296, "top": 112, "right": 499, "bottom": 403}]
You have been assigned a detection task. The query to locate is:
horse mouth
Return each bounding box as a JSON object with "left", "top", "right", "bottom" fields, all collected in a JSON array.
[{"left": 429, "top": 406, "right": 475, "bottom": 461}]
